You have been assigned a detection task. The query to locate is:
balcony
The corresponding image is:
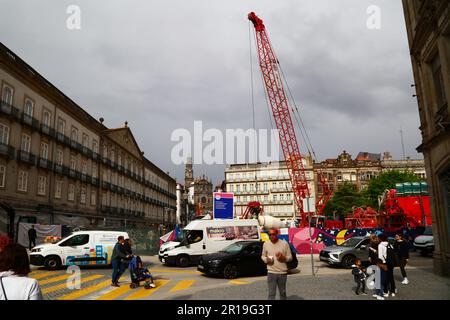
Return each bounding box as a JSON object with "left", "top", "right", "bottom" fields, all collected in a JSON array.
[
  {"left": 16, "top": 150, "right": 36, "bottom": 165},
  {"left": 40, "top": 124, "right": 55, "bottom": 137},
  {"left": 110, "top": 162, "right": 117, "bottom": 170},
  {"left": 38, "top": 158, "right": 53, "bottom": 170},
  {"left": 91, "top": 177, "right": 99, "bottom": 186},
  {"left": 92, "top": 152, "right": 101, "bottom": 161},
  {"left": 81, "top": 173, "right": 92, "bottom": 183},
  {"left": 0, "top": 143, "right": 15, "bottom": 159},
  {"left": 110, "top": 184, "right": 118, "bottom": 192},
  {"left": 0, "top": 101, "right": 20, "bottom": 119},
  {"left": 81, "top": 146, "right": 92, "bottom": 157},
  {"left": 102, "top": 181, "right": 111, "bottom": 190},
  {"left": 117, "top": 165, "right": 125, "bottom": 173},
  {"left": 103, "top": 158, "right": 112, "bottom": 167},
  {"left": 69, "top": 169, "right": 80, "bottom": 180},
  {"left": 56, "top": 132, "right": 71, "bottom": 146},
  {"left": 21, "top": 113, "right": 40, "bottom": 129}
]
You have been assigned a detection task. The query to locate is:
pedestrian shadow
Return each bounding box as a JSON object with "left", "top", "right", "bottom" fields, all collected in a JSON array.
[
  {"left": 288, "top": 295, "right": 304, "bottom": 300},
  {"left": 288, "top": 269, "right": 301, "bottom": 275}
]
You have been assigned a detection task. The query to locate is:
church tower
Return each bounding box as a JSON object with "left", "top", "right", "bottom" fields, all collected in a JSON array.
[{"left": 185, "top": 156, "right": 193, "bottom": 188}]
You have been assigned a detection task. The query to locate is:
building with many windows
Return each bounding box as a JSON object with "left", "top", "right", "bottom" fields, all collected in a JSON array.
[
  {"left": 0, "top": 42, "right": 176, "bottom": 237},
  {"left": 225, "top": 155, "right": 315, "bottom": 222},
  {"left": 402, "top": 0, "right": 450, "bottom": 276}
]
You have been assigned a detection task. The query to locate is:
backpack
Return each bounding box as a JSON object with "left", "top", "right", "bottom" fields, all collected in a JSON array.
[{"left": 386, "top": 244, "right": 398, "bottom": 266}]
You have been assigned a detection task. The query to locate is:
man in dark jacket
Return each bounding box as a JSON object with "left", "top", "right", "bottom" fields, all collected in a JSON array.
[
  {"left": 28, "top": 225, "right": 37, "bottom": 250},
  {"left": 111, "top": 236, "right": 128, "bottom": 287},
  {"left": 394, "top": 234, "right": 410, "bottom": 285}
]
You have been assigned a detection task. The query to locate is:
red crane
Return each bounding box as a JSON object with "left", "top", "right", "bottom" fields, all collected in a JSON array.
[{"left": 248, "top": 12, "right": 311, "bottom": 227}]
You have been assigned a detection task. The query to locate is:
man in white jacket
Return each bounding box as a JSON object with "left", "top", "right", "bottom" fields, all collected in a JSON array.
[{"left": 0, "top": 243, "right": 43, "bottom": 300}]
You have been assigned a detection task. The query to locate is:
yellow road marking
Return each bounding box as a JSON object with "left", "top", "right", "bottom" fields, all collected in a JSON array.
[
  {"left": 169, "top": 280, "right": 195, "bottom": 293},
  {"left": 57, "top": 279, "right": 112, "bottom": 300},
  {"left": 31, "top": 272, "right": 57, "bottom": 280},
  {"left": 124, "top": 280, "right": 170, "bottom": 300},
  {"left": 229, "top": 280, "right": 249, "bottom": 285},
  {"left": 149, "top": 269, "right": 201, "bottom": 275},
  {"left": 39, "top": 274, "right": 71, "bottom": 285},
  {"left": 95, "top": 282, "right": 134, "bottom": 300},
  {"left": 42, "top": 274, "right": 104, "bottom": 295}
]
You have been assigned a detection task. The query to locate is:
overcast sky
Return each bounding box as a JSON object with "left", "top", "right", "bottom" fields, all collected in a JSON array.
[{"left": 0, "top": 0, "right": 422, "bottom": 185}]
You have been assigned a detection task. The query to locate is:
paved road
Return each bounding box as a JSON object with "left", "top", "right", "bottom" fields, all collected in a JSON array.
[{"left": 30, "top": 252, "right": 450, "bottom": 300}]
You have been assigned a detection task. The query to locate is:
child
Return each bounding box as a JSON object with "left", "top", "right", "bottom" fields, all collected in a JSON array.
[
  {"left": 129, "top": 255, "right": 156, "bottom": 289},
  {"left": 351, "top": 259, "right": 367, "bottom": 295}
]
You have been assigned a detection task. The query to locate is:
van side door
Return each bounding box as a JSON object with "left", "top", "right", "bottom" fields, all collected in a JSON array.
[{"left": 59, "top": 234, "right": 91, "bottom": 266}]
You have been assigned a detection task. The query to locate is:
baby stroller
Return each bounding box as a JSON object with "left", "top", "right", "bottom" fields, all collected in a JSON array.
[{"left": 128, "top": 255, "right": 156, "bottom": 289}]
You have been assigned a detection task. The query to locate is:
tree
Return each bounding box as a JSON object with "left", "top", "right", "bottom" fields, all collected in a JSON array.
[
  {"left": 364, "top": 170, "right": 424, "bottom": 207},
  {"left": 323, "top": 182, "right": 366, "bottom": 217}
]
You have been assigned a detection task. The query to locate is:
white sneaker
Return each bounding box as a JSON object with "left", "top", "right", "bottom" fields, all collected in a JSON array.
[
  {"left": 383, "top": 293, "right": 389, "bottom": 298},
  {"left": 372, "top": 294, "right": 378, "bottom": 298},
  {"left": 149, "top": 283, "right": 156, "bottom": 288},
  {"left": 377, "top": 296, "right": 385, "bottom": 300},
  {"left": 391, "top": 293, "right": 396, "bottom": 297},
  {"left": 402, "top": 278, "right": 409, "bottom": 285}
]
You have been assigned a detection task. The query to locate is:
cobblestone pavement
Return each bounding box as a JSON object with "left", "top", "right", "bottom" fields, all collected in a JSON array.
[{"left": 31, "top": 251, "right": 449, "bottom": 300}]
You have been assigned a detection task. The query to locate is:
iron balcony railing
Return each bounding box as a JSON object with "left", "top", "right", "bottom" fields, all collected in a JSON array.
[
  {"left": 21, "top": 113, "right": 40, "bottom": 129},
  {"left": 38, "top": 157, "right": 53, "bottom": 170},
  {"left": 0, "top": 143, "right": 15, "bottom": 158},
  {"left": 0, "top": 101, "right": 20, "bottom": 119},
  {"left": 40, "top": 124, "right": 55, "bottom": 137},
  {"left": 16, "top": 150, "right": 36, "bottom": 165}
]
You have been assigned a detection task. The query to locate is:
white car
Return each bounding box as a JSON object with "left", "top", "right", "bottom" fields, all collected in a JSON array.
[{"left": 414, "top": 227, "right": 434, "bottom": 255}]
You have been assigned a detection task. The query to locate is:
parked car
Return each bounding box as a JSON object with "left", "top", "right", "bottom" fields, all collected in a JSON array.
[
  {"left": 197, "top": 241, "right": 298, "bottom": 279},
  {"left": 414, "top": 226, "right": 434, "bottom": 255},
  {"left": 319, "top": 236, "right": 371, "bottom": 268}
]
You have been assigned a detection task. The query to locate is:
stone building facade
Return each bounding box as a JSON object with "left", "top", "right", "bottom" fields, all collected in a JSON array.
[
  {"left": 402, "top": 0, "right": 450, "bottom": 276},
  {"left": 0, "top": 42, "right": 176, "bottom": 237}
]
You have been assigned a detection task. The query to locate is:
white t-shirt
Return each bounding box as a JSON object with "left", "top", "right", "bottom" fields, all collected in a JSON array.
[{"left": 0, "top": 271, "right": 43, "bottom": 300}]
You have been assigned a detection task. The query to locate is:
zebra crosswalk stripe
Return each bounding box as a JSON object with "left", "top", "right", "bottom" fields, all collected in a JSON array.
[
  {"left": 57, "top": 279, "right": 112, "bottom": 300},
  {"left": 124, "top": 280, "right": 170, "bottom": 300},
  {"left": 169, "top": 280, "right": 196, "bottom": 293},
  {"left": 41, "top": 274, "right": 104, "bottom": 295}
]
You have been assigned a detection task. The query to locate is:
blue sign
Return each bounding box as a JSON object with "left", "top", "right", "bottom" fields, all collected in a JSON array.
[{"left": 213, "top": 192, "right": 234, "bottom": 219}]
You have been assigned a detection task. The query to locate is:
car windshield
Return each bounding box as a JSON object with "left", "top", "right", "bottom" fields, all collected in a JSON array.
[
  {"left": 221, "top": 242, "right": 247, "bottom": 254},
  {"left": 339, "top": 238, "right": 362, "bottom": 247},
  {"left": 423, "top": 227, "right": 433, "bottom": 236},
  {"left": 175, "top": 230, "right": 185, "bottom": 242}
]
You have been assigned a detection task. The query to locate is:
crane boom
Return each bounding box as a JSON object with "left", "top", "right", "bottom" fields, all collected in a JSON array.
[{"left": 248, "top": 12, "right": 311, "bottom": 227}]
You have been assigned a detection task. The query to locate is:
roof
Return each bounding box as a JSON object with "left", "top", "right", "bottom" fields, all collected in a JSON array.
[{"left": 356, "top": 152, "right": 381, "bottom": 162}]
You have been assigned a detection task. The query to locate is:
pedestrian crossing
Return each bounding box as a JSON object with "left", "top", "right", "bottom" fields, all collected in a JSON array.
[{"left": 30, "top": 270, "right": 241, "bottom": 300}]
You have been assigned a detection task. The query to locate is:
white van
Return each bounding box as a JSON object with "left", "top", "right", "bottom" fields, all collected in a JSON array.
[
  {"left": 30, "top": 230, "right": 129, "bottom": 270},
  {"left": 160, "top": 219, "right": 261, "bottom": 267}
]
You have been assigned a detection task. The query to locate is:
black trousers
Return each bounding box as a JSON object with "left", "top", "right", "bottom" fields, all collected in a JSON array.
[
  {"left": 29, "top": 239, "right": 36, "bottom": 250},
  {"left": 383, "top": 264, "right": 396, "bottom": 293},
  {"left": 355, "top": 280, "right": 366, "bottom": 294},
  {"left": 398, "top": 258, "right": 407, "bottom": 278}
]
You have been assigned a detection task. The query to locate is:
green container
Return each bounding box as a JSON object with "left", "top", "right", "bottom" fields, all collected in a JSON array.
[
  {"left": 403, "top": 182, "right": 412, "bottom": 196},
  {"left": 395, "top": 183, "right": 404, "bottom": 196},
  {"left": 412, "top": 182, "right": 421, "bottom": 195},
  {"left": 420, "top": 182, "right": 429, "bottom": 195}
]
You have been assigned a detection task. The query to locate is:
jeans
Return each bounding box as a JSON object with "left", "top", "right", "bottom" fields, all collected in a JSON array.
[
  {"left": 376, "top": 268, "right": 386, "bottom": 296},
  {"left": 112, "top": 259, "right": 126, "bottom": 284},
  {"left": 267, "top": 273, "right": 287, "bottom": 300}
]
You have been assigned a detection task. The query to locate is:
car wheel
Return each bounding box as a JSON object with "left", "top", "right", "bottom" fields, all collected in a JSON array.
[
  {"left": 44, "top": 256, "right": 62, "bottom": 270},
  {"left": 223, "top": 264, "right": 238, "bottom": 279},
  {"left": 342, "top": 255, "right": 355, "bottom": 269},
  {"left": 176, "top": 255, "right": 190, "bottom": 267}
]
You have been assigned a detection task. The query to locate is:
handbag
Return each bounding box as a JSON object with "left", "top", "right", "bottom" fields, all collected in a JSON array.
[
  {"left": 0, "top": 277, "right": 7, "bottom": 300},
  {"left": 377, "top": 262, "right": 388, "bottom": 271}
]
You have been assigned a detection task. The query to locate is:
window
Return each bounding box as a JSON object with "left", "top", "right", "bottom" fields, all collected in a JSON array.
[
  {"left": 68, "top": 184, "right": 75, "bottom": 201},
  {"left": 111, "top": 150, "right": 115, "bottom": 163},
  {"left": 186, "top": 230, "right": 203, "bottom": 244},
  {"left": 37, "top": 176, "right": 46, "bottom": 195},
  {"left": 287, "top": 194, "right": 291, "bottom": 200},
  {"left": 92, "top": 163, "right": 97, "bottom": 178},
  {"left": 24, "top": 98, "right": 34, "bottom": 116},
  {"left": 118, "top": 153, "right": 122, "bottom": 166},
  {"left": 17, "top": 170, "right": 28, "bottom": 192},
  {"left": 60, "top": 234, "right": 89, "bottom": 247},
  {"left": 103, "top": 145, "right": 108, "bottom": 158},
  {"left": 80, "top": 187, "right": 86, "bottom": 204},
  {"left": 264, "top": 183, "right": 268, "bottom": 191},
  {"left": 70, "top": 155, "right": 76, "bottom": 170},
  {"left": 82, "top": 134, "right": 89, "bottom": 147},
  {"left": 92, "top": 140, "right": 98, "bottom": 153},
  {"left": 91, "top": 190, "right": 97, "bottom": 206},
  {"left": 42, "top": 110, "right": 51, "bottom": 126},
  {"left": 273, "top": 195, "right": 277, "bottom": 202},
  {"left": 55, "top": 180, "right": 62, "bottom": 199},
  {"left": 2, "top": 85, "right": 13, "bottom": 104},
  {"left": 71, "top": 127, "right": 78, "bottom": 142},
  {"left": 57, "top": 119, "right": 65, "bottom": 134},
  {"left": 431, "top": 54, "right": 447, "bottom": 108},
  {"left": 81, "top": 161, "right": 87, "bottom": 175},
  {"left": 21, "top": 134, "right": 31, "bottom": 152},
  {"left": 0, "top": 165, "right": 6, "bottom": 188},
  {"left": 40, "top": 142, "right": 49, "bottom": 159},
  {"left": 56, "top": 149, "right": 63, "bottom": 166},
  {"left": 280, "top": 194, "right": 284, "bottom": 201},
  {"left": 0, "top": 123, "right": 9, "bottom": 145}
]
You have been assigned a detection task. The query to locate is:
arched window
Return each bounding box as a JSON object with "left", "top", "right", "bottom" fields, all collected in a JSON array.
[{"left": 2, "top": 86, "right": 13, "bottom": 104}]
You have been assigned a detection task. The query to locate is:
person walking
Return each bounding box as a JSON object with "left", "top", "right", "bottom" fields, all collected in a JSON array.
[
  {"left": 28, "top": 225, "right": 37, "bottom": 250},
  {"left": 0, "top": 243, "right": 43, "bottom": 300},
  {"left": 394, "top": 234, "right": 410, "bottom": 285},
  {"left": 111, "top": 236, "right": 129, "bottom": 287},
  {"left": 261, "top": 228, "right": 292, "bottom": 300}
]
